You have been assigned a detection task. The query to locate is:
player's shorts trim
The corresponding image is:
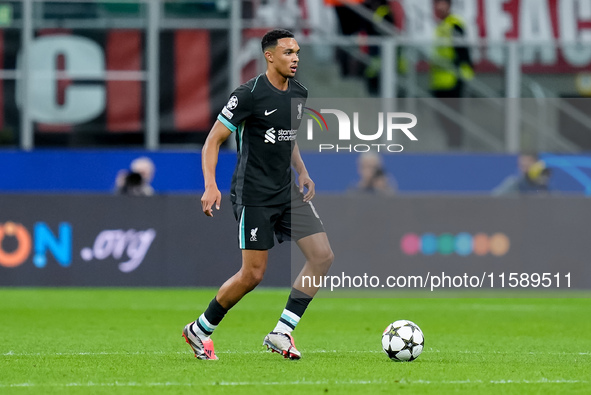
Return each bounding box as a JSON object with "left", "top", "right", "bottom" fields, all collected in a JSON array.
[
  {"left": 217, "top": 114, "right": 237, "bottom": 132},
  {"left": 239, "top": 206, "right": 246, "bottom": 249}
]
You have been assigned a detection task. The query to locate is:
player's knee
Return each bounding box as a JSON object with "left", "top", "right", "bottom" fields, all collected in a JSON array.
[
  {"left": 240, "top": 268, "right": 265, "bottom": 289},
  {"left": 250, "top": 270, "right": 265, "bottom": 286},
  {"left": 312, "top": 246, "right": 334, "bottom": 268},
  {"left": 324, "top": 249, "right": 335, "bottom": 265}
]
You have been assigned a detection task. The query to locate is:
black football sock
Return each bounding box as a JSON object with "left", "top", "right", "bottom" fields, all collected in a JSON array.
[
  {"left": 193, "top": 297, "right": 228, "bottom": 338},
  {"left": 273, "top": 288, "right": 313, "bottom": 333}
]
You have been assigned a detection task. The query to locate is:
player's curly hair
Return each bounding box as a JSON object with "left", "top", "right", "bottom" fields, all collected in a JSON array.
[{"left": 261, "top": 29, "right": 294, "bottom": 52}]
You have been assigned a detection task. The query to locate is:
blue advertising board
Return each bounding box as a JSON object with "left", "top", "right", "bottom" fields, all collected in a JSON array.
[{"left": 1, "top": 150, "right": 591, "bottom": 195}]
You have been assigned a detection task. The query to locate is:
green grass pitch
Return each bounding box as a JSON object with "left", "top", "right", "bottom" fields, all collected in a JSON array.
[{"left": 1, "top": 288, "right": 590, "bottom": 394}]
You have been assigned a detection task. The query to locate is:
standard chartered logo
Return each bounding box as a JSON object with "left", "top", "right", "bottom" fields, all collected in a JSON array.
[
  {"left": 264, "top": 128, "right": 297, "bottom": 144},
  {"left": 401, "top": 232, "right": 510, "bottom": 257}
]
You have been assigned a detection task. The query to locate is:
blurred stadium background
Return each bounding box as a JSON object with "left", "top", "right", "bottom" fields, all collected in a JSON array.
[
  {"left": 1, "top": 0, "right": 591, "bottom": 287},
  {"left": 3, "top": 4, "right": 591, "bottom": 392}
]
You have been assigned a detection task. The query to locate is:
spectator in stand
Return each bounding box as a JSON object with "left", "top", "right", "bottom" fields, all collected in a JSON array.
[
  {"left": 493, "top": 153, "right": 552, "bottom": 196},
  {"left": 115, "top": 157, "right": 156, "bottom": 196},
  {"left": 361, "top": 0, "right": 396, "bottom": 96},
  {"left": 324, "top": 0, "right": 365, "bottom": 77},
  {"left": 430, "top": 0, "right": 474, "bottom": 149},
  {"left": 350, "top": 152, "right": 397, "bottom": 195}
]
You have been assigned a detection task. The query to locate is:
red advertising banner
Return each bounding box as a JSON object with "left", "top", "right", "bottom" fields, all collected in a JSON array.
[
  {"left": 396, "top": 0, "right": 591, "bottom": 72},
  {"left": 0, "top": 29, "right": 228, "bottom": 138}
]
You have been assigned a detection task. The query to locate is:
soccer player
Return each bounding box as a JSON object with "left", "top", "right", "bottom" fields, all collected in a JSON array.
[{"left": 182, "top": 29, "right": 334, "bottom": 360}]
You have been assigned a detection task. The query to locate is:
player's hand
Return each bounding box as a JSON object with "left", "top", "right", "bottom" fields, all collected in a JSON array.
[
  {"left": 201, "top": 187, "right": 222, "bottom": 217},
  {"left": 299, "top": 173, "right": 315, "bottom": 202}
]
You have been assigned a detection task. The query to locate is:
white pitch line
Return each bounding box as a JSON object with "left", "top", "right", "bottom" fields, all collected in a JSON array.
[
  {"left": 0, "top": 350, "right": 380, "bottom": 357},
  {"left": 2, "top": 349, "right": 589, "bottom": 357},
  {"left": 2, "top": 351, "right": 186, "bottom": 357},
  {"left": 0, "top": 379, "right": 588, "bottom": 388},
  {"left": 432, "top": 350, "right": 591, "bottom": 355}
]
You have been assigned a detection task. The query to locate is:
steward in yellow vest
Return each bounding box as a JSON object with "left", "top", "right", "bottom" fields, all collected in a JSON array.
[
  {"left": 430, "top": 0, "right": 474, "bottom": 97},
  {"left": 430, "top": 0, "right": 474, "bottom": 148}
]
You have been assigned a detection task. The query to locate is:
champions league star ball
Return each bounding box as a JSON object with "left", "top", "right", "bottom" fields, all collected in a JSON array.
[{"left": 381, "top": 320, "right": 424, "bottom": 362}]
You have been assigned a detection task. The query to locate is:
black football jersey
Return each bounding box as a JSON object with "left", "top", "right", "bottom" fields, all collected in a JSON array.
[{"left": 217, "top": 73, "right": 307, "bottom": 206}]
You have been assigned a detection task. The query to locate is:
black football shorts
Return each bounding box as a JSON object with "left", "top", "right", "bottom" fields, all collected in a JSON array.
[{"left": 232, "top": 193, "right": 325, "bottom": 250}]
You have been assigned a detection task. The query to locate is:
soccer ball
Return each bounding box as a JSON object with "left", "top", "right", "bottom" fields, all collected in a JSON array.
[{"left": 381, "top": 320, "right": 424, "bottom": 361}]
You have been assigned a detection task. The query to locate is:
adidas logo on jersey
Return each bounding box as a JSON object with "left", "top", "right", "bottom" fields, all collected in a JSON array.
[{"left": 264, "top": 128, "right": 276, "bottom": 144}]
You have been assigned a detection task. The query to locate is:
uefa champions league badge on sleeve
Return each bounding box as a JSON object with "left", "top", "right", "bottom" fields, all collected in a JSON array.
[{"left": 226, "top": 95, "right": 238, "bottom": 110}]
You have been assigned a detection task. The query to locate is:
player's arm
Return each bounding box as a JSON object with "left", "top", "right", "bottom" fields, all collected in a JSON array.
[
  {"left": 201, "top": 120, "right": 232, "bottom": 217},
  {"left": 291, "top": 141, "right": 315, "bottom": 202}
]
